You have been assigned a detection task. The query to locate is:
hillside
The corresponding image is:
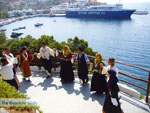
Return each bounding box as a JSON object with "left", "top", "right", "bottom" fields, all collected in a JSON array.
[{"left": 0, "top": 0, "right": 74, "bottom": 11}]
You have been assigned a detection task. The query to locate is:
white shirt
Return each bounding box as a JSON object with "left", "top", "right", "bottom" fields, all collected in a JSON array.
[
  {"left": 4, "top": 53, "right": 18, "bottom": 64},
  {"left": 101, "top": 67, "right": 107, "bottom": 75},
  {"left": 37, "top": 46, "right": 55, "bottom": 60},
  {"left": 0, "top": 60, "right": 15, "bottom": 80},
  {"left": 106, "top": 65, "right": 119, "bottom": 77}
]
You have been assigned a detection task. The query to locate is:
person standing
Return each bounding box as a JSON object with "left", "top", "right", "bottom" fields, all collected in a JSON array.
[
  {"left": 36, "top": 42, "right": 55, "bottom": 78},
  {"left": 3, "top": 48, "right": 21, "bottom": 89},
  {"left": 18, "top": 46, "right": 33, "bottom": 81},
  {"left": 90, "top": 53, "right": 107, "bottom": 94},
  {"left": 0, "top": 57, "right": 19, "bottom": 90},
  {"left": 4, "top": 48, "right": 17, "bottom": 75},
  {"left": 106, "top": 57, "right": 118, "bottom": 76},
  {"left": 102, "top": 69, "right": 122, "bottom": 113},
  {"left": 75, "top": 47, "right": 90, "bottom": 86},
  {"left": 57, "top": 45, "right": 74, "bottom": 82}
]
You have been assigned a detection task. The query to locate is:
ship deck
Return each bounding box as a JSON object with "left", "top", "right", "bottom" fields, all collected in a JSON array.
[{"left": 18, "top": 69, "right": 149, "bottom": 113}]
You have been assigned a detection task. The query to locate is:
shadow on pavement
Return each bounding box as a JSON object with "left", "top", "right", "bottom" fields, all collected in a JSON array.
[
  {"left": 37, "top": 77, "right": 58, "bottom": 91},
  {"left": 19, "top": 80, "right": 35, "bottom": 93}
]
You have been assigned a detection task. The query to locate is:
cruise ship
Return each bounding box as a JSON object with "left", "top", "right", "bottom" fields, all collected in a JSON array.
[{"left": 66, "top": 4, "right": 136, "bottom": 18}]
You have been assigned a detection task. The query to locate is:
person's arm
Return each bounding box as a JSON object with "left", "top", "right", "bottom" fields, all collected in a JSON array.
[
  {"left": 7, "top": 57, "right": 17, "bottom": 65},
  {"left": 37, "top": 48, "right": 42, "bottom": 59},
  {"left": 115, "top": 67, "right": 119, "bottom": 77},
  {"left": 65, "top": 53, "right": 72, "bottom": 61},
  {"left": 84, "top": 54, "right": 90, "bottom": 64},
  {"left": 14, "top": 75, "right": 21, "bottom": 89},
  {"left": 4, "top": 54, "right": 12, "bottom": 63},
  {"left": 110, "top": 83, "right": 119, "bottom": 106},
  {"left": 75, "top": 55, "right": 78, "bottom": 61},
  {"left": 110, "top": 83, "right": 119, "bottom": 98},
  {"left": 48, "top": 47, "right": 55, "bottom": 57}
]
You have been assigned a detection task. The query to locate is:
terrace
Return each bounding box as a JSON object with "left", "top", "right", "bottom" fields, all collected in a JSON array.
[{"left": 18, "top": 67, "right": 149, "bottom": 113}]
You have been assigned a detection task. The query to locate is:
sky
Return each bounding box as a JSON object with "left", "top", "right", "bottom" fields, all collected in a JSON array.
[{"left": 97, "top": 0, "right": 150, "bottom": 4}]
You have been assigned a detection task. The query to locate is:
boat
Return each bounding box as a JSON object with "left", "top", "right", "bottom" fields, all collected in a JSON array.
[
  {"left": 0, "top": 29, "right": 6, "bottom": 32},
  {"left": 66, "top": 4, "right": 136, "bottom": 18},
  {"left": 13, "top": 26, "right": 26, "bottom": 31},
  {"left": 133, "top": 11, "right": 148, "bottom": 15},
  {"left": 10, "top": 32, "right": 23, "bottom": 38},
  {"left": 34, "top": 22, "right": 43, "bottom": 27}
]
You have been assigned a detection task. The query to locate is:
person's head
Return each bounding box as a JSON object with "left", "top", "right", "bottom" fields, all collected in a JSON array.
[
  {"left": 5, "top": 48, "right": 10, "bottom": 54},
  {"left": 41, "top": 42, "right": 46, "bottom": 48},
  {"left": 63, "top": 45, "right": 71, "bottom": 55},
  {"left": 107, "top": 69, "right": 118, "bottom": 86},
  {"left": 21, "top": 46, "right": 27, "bottom": 54},
  {"left": 96, "top": 53, "right": 102, "bottom": 62},
  {"left": 0, "top": 57, "right": 8, "bottom": 66},
  {"left": 78, "top": 47, "right": 84, "bottom": 54},
  {"left": 108, "top": 69, "right": 117, "bottom": 78},
  {"left": 108, "top": 57, "right": 115, "bottom": 67}
]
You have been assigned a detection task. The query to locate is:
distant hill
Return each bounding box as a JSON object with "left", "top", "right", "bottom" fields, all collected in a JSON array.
[{"left": 0, "top": 0, "right": 75, "bottom": 11}]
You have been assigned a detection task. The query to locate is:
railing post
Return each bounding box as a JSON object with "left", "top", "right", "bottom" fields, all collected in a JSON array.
[{"left": 146, "top": 72, "right": 150, "bottom": 103}]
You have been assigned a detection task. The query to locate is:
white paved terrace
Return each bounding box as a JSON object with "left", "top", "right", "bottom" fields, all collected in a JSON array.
[{"left": 18, "top": 68, "right": 149, "bottom": 113}]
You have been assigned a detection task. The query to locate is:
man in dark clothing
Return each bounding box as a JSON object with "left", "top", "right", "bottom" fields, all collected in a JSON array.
[{"left": 75, "top": 47, "right": 90, "bottom": 86}]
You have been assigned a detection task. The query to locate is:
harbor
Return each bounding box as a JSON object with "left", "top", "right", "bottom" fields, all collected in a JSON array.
[
  {"left": 0, "top": 11, "right": 148, "bottom": 27},
  {"left": 0, "top": 1, "right": 150, "bottom": 113}
]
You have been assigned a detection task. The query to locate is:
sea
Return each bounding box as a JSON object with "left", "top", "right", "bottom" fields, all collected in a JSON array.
[{"left": 0, "top": 2, "right": 150, "bottom": 94}]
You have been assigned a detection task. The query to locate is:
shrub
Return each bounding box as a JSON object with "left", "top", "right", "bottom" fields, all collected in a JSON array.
[{"left": 0, "top": 79, "right": 43, "bottom": 113}]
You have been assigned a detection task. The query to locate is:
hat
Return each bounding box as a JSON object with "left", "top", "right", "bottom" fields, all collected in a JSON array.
[
  {"left": 78, "top": 47, "right": 84, "bottom": 52},
  {"left": 41, "top": 41, "right": 46, "bottom": 46},
  {"left": 22, "top": 46, "right": 27, "bottom": 51}
]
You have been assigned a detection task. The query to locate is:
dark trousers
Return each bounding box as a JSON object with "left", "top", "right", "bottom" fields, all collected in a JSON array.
[
  {"left": 81, "top": 75, "right": 89, "bottom": 83},
  {"left": 4, "top": 79, "right": 18, "bottom": 90},
  {"left": 42, "top": 58, "right": 52, "bottom": 73}
]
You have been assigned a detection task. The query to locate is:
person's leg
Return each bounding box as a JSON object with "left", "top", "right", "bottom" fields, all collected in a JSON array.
[
  {"left": 85, "top": 74, "right": 89, "bottom": 84},
  {"left": 4, "top": 79, "right": 18, "bottom": 90},
  {"left": 42, "top": 59, "right": 51, "bottom": 78},
  {"left": 45, "top": 59, "right": 52, "bottom": 78},
  {"left": 14, "top": 75, "right": 21, "bottom": 89},
  {"left": 80, "top": 78, "right": 85, "bottom": 86},
  {"left": 42, "top": 59, "right": 47, "bottom": 70},
  {"left": 47, "top": 59, "right": 52, "bottom": 74}
]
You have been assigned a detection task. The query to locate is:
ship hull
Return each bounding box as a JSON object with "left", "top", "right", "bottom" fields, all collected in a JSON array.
[{"left": 66, "top": 10, "right": 136, "bottom": 18}]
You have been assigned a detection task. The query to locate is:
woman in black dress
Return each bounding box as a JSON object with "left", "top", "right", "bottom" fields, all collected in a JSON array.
[
  {"left": 90, "top": 53, "right": 107, "bottom": 94},
  {"left": 103, "top": 69, "right": 122, "bottom": 113},
  {"left": 58, "top": 45, "right": 74, "bottom": 82}
]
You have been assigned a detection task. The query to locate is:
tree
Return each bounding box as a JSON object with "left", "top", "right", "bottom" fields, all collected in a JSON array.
[
  {"left": 0, "top": 35, "right": 96, "bottom": 56},
  {"left": 0, "top": 10, "right": 8, "bottom": 19},
  {"left": 0, "top": 31, "right": 6, "bottom": 45}
]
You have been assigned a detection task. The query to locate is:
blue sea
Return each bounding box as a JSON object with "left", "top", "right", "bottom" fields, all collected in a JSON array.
[{"left": 1, "top": 2, "right": 150, "bottom": 94}]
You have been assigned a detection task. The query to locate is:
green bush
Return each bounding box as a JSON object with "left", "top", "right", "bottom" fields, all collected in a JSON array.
[
  {"left": 0, "top": 79, "right": 43, "bottom": 113},
  {"left": 0, "top": 34, "right": 97, "bottom": 56}
]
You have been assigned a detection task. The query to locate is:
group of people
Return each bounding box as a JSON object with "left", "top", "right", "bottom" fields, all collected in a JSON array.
[{"left": 0, "top": 42, "right": 123, "bottom": 113}]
